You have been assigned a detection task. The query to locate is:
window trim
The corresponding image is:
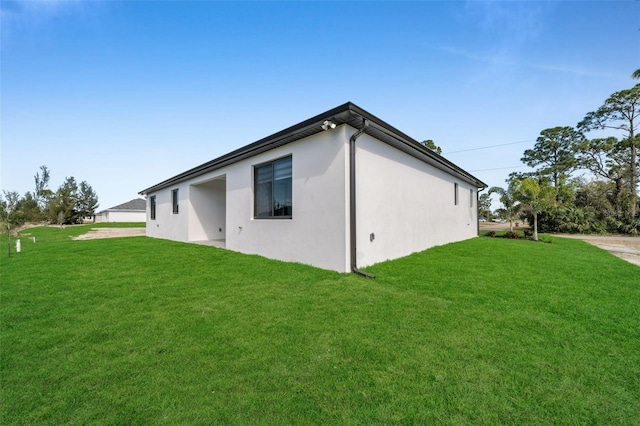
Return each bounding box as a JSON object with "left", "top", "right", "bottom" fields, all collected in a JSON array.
[
  {"left": 253, "top": 155, "right": 292, "bottom": 219},
  {"left": 172, "top": 188, "right": 179, "bottom": 214},
  {"left": 150, "top": 195, "right": 156, "bottom": 220},
  {"left": 469, "top": 188, "right": 474, "bottom": 208}
]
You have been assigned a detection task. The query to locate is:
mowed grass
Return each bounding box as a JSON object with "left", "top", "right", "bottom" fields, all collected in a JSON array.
[{"left": 1, "top": 225, "right": 639, "bottom": 424}]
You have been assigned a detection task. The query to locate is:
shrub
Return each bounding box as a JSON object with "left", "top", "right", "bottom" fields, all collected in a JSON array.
[
  {"left": 487, "top": 231, "right": 496, "bottom": 237},
  {"left": 505, "top": 231, "right": 519, "bottom": 239},
  {"left": 523, "top": 210, "right": 561, "bottom": 233},
  {"left": 619, "top": 218, "right": 640, "bottom": 236},
  {"left": 523, "top": 229, "right": 533, "bottom": 238}
]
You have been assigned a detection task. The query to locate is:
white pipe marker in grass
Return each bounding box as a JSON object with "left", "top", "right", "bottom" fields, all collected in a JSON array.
[{"left": 16, "top": 239, "right": 21, "bottom": 253}]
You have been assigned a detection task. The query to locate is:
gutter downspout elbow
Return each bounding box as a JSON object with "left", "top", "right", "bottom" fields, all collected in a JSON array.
[{"left": 349, "top": 119, "right": 375, "bottom": 278}]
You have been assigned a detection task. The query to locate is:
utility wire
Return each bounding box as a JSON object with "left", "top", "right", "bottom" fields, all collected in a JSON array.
[
  {"left": 469, "top": 165, "right": 529, "bottom": 172},
  {"left": 443, "top": 139, "right": 535, "bottom": 154}
]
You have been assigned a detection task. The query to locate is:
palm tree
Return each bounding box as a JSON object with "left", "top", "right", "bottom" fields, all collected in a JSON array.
[
  {"left": 633, "top": 69, "right": 640, "bottom": 80},
  {"left": 488, "top": 180, "right": 521, "bottom": 232},
  {"left": 516, "top": 178, "right": 556, "bottom": 241}
]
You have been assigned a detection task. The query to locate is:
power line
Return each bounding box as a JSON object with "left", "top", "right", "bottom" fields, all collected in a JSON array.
[
  {"left": 443, "top": 139, "right": 535, "bottom": 154},
  {"left": 468, "top": 165, "right": 529, "bottom": 172}
]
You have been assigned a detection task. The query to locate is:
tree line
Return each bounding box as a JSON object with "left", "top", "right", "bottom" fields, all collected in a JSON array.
[
  {"left": 481, "top": 72, "right": 640, "bottom": 236},
  {"left": 0, "top": 165, "right": 99, "bottom": 229}
]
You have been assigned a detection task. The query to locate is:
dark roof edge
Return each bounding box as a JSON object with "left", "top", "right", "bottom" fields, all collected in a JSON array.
[
  {"left": 139, "top": 102, "right": 486, "bottom": 194},
  {"left": 139, "top": 102, "right": 354, "bottom": 194},
  {"left": 344, "top": 104, "right": 487, "bottom": 189},
  {"left": 97, "top": 198, "right": 146, "bottom": 213}
]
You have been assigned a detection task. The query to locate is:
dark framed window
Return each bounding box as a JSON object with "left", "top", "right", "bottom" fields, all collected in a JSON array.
[
  {"left": 172, "top": 189, "right": 179, "bottom": 214},
  {"left": 150, "top": 195, "right": 156, "bottom": 220},
  {"left": 254, "top": 156, "right": 292, "bottom": 219},
  {"left": 454, "top": 183, "right": 459, "bottom": 205}
]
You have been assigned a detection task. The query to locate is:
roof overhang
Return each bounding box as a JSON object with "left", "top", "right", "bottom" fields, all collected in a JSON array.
[{"left": 139, "top": 102, "right": 487, "bottom": 195}]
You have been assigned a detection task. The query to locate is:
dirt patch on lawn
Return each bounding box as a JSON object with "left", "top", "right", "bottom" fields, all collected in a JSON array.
[{"left": 73, "top": 228, "right": 146, "bottom": 240}]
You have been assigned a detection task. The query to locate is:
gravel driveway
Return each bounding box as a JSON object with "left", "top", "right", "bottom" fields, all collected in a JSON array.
[
  {"left": 481, "top": 222, "right": 639, "bottom": 267},
  {"left": 552, "top": 234, "right": 640, "bottom": 267}
]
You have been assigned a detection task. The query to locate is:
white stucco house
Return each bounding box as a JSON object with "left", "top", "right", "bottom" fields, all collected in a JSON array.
[
  {"left": 139, "top": 102, "right": 486, "bottom": 274},
  {"left": 94, "top": 198, "right": 146, "bottom": 223}
]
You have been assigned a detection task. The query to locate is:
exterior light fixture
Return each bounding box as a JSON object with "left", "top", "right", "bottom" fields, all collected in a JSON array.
[{"left": 321, "top": 120, "right": 337, "bottom": 131}]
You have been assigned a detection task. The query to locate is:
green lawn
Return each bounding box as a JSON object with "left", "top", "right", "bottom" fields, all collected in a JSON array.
[{"left": 2, "top": 225, "right": 639, "bottom": 424}]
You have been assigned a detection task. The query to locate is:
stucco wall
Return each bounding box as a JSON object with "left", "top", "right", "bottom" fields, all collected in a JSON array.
[
  {"left": 145, "top": 125, "right": 480, "bottom": 272},
  {"left": 146, "top": 128, "right": 349, "bottom": 272},
  {"left": 189, "top": 178, "right": 226, "bottom": 241},
  {"left": 224, "top": 128, "right": 349, "bottom": 271},
  {"left": 354, "top": 132, "right": 477, "bottom": 268},
  {"left": 146, "top": 187, "right": 189, "bottom": 241},
  {"left": 97, "top": 210, "right": 146, "bottom": 223}
]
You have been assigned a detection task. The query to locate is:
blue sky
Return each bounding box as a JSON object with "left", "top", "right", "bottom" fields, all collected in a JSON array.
[{"left": 2, "top": 1, "right": 638, "bottom": 212}]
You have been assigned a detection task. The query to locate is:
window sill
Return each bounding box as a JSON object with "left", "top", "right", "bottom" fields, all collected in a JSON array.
[{"left": 253, "top": 216, "right": 292, "bottom": 220}]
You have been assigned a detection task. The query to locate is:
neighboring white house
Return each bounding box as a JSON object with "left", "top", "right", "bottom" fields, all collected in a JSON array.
[
  {"left": 139, "top": 102, "right": 486, "bottom": 274},
  {"left": 94, "top": 198, "right": 146, "bottom": 223}
]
